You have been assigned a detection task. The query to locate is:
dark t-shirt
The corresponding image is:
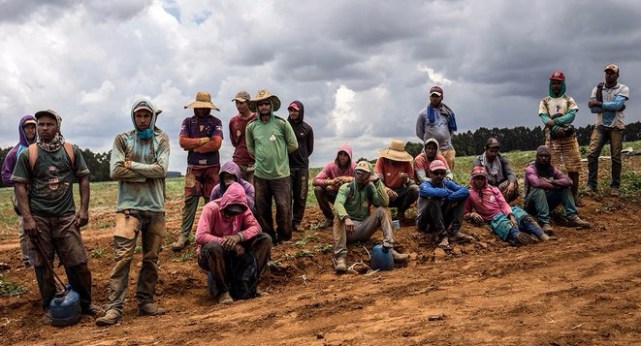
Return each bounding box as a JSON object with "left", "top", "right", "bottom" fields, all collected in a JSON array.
[
  {"left": 180, "top": 115, "right": 224, "bottom": 166},
  {"left": 11, "top": 145, "right": 90, "bottom": 216}
]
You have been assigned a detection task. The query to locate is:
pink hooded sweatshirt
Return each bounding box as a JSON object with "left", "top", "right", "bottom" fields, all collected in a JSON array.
[
  {"left": 464, "top": 169, "right": 512, "bottom": 220},
  {"left": 195, "top": 182, "right": 261, "bottom": 253},
  {"left": 312, "top": 143, "right": 356, "bottom": 189}
]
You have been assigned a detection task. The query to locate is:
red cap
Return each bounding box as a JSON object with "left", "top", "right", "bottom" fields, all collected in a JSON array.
[
  {"left": 429, "top": 159, "right": 447, "bottom": 172},
  {"left": 549, "top": 71, "right": 565, "bottom": 81},
  {"left": 288, "top": 102, "right": 300, "bottom": 111}
]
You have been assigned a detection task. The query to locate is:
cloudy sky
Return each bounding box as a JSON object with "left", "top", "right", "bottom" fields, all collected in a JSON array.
[{"left": 1, "top": 0, "right": 639, "bottom": 171}]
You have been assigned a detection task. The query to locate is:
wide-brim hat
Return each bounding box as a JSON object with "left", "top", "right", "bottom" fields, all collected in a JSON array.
[
  {"left": 248, "top": 89, "right": 281, "bottom": 112},
  {"left": 377, "top": 139, "right": 413, "bottom": 162},
  {"left": 185, "top": 91, "right": 220, "bottom": 111}
]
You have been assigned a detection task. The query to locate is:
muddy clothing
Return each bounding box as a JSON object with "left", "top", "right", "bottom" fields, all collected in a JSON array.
[
  {"left": 180, "top": 115, "right": 224, "bottom": 166},
  {"left": 416, "top": 179, "right": 469, "bottom": 236},
  {"left": 416, "top": 103, "right": 457, "bottom": 150},
  {"left": 333, "top": 207, "right": 394, "bottom": 258},
  {"left": 375, "top": 158, "right": 418, "bottom": 218},
  {"left": 2, "top": 115, "right": 36, "bottom": 186},
  {"left": 414, "top": 139, "right": 452, "bottom": 182},
  {"left": 105, "top": 99, "right": 168, "bottom": 314},
  {"left": 472, "top": 153, "right": 519, "bottom": 203},
  {"left": 524, "top": 163, "right": 577, "bottom": 224},
  {"left": 245, "top": 113, "right": 298, "bottom": 179},
  {"left": 210, "top": 162, "right": 255, "bottom": 210},
  {"left": 334, "top": 180, "right": 389, "bottom": 222},
  {"left": 287, "top": 101, "right": 314, "bottom": 226},
  {"left": 313, "top": 144, "right": 356, "bottom": 221},
  {"left": 254, "top": 176, "right": 291, "bottom": 243},
  {"left": 229, "top": 112, "right": 257, "bottom": 166}
]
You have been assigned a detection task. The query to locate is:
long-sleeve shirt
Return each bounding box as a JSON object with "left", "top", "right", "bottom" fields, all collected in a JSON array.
[
  {"left": 523, "top": 163, "right": 572, "bottom": 198},
  {"left": 589, "top": 82, "right": 629, "bottom": 129},
  {"left": 464, "top": 184, "right": 512, "bottom": 221},
  {"left": 245, "top": 114, "right": 298, "bottom": 179},
  {"left": 418, "top": 179, "right": 469, "bottom": 201},
  {"left": 334, "top": 180, "right": 388, "bottom": 222}
]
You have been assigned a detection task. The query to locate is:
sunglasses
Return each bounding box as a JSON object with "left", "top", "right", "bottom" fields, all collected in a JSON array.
[{"left": 431, "top": 170, "right": 446, "bottom": 175}]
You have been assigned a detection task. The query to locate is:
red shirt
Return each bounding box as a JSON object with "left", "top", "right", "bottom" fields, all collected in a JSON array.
[
  {"left": 374, "top": 158, "right": 414, "bottom": 189},
  {"left": 229, "top": 113, "right": 256, "bottom": 166}
]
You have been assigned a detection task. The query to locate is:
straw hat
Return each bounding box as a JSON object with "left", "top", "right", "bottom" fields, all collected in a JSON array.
[
  {"left": 377, "top": 139, "right": 413, "bottom": 162},
  {"left": 184, "top": 91, "right": 220, "bottom": 111},
  {"left": 248, "top": 89, "right": 281, "bottom": 112}
]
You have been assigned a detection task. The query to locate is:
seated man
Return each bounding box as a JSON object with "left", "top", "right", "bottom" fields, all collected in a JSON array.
[
  {"left": 416, "top": 160, "right": 472, "bottom": 248},
  {"left": 472, "top": 138, "right": 519, "bottom": 203},
  {"left": 312, "top": 143, "right": 356, "bottom": 229},
  {"left": 332, "top": 161, "right": 409, "bottom": 273},
  {"left": 524, "top": 145, "right": 590, "bottom": 233},
  {"left": 375, "top": 139, "right": 419, "bottom": 222},
  {"left": 414, "top": 138, "right": 453, "bottom": 182},
  {"left": 465, "top": 166, "right": 549, "bottom": 245},
  {"left": 210, "top": 161, "right": 255, "bottom": 211},
  {"left": 196, "top": 183, "right": 272, "bottom": 304}
]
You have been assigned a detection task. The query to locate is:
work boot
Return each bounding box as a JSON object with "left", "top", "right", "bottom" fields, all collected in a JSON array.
[
  {"left": 95, "top": 309, "right": 122, "bottom": 326},
  {"left": 515, "top": 231, "right": 540, "bottom": 245},
  {"left": 42, "top": 311, "right": 52, "bottom": 325},
  {"left": 171, "top": 234, "right": 190, "bottom": 252},
  {"left": 610, "top": 187, "right": 619, "bottom": 197},
  {"left": 567, "top": 215, "right": 590, "bottom": 228},
  {"left": 137, "top": 303, "right": 166, "bottom": 316},
  {"left": 82, "top": 304, "right": 105, "bottom": 317},
  {"left": 541, "top": 223, "right": 554, "bottom": 235},
  {"left": 217, "top": 292, "right": 234, "bottom": 305},
  {"left": 317, "top": 219, "right": 333, "bottom": 229},
  {"left": 334, "top": 257, "right": 347, "bottom": 273},
  {"left": 391, "top": 249, "right": 409, "bottom": 263}
]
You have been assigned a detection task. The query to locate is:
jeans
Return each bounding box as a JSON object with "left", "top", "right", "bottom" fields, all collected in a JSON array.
[
  {"left": 290, "top": 167, "right": 309, "bottom": 226},
  {"left": 104, "top": 211, "right": 165, "bottom": 314},
  {"left": 524, "top": 187, "right": 576, "bottom": 225},
  {"left": 587, "top": 125, "right": 623, "bottom": 189},
  {"left": 313, "top": 186, "right": 338, "bottom": 221},
  {"left": 333, "top": 207, "right": 394, "bottom": 258},
  {"left": 388, "top": 184, "right": 419, "bottom": 218},
  {"left": 416, "top": 197, "right": 465, "bottom": 237},
  {"left": 254, "top": 176, "right": 292, "bottom": 243}
]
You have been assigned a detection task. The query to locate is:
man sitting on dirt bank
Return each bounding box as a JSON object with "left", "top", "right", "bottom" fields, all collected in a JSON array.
[
  {"left": 96, "top": 100, "right": 170, "bottom": 326},
  {"left": 312, "top": 143, "right": 356, "bottom": 229},
  {"left": 465, "top": 166, "right": 549, "bottom": 246},
  {"left": 12, "top": 109, "right": 102, "bottom": 324},
  {"left": 332, "top": 161, "right": 409, "bottom": 273},
  {"left": 375, "top": 139, "right": 419, "bottom": 223},
  {"left": 524, "top": 145, "right": 590, "bottom": 233},
  {"left": 196, "top": 183, "right": 272, "bottom": 304},
  {"left": 416, "top": 160, "right": 473, "bottom": 249},
  {"left": 472, "top": 138, "right": 519, "bottom": 203},
  {"left": 414, "top": 137, "right": 452, "bottom": 183}
]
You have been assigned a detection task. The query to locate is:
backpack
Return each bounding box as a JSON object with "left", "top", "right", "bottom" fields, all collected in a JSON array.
[
  {"left": 28, "top": 142, "right": 75, "bottom": 171},
  {"left": 226, "top": 252, "right": 258, "bottom": 300}
]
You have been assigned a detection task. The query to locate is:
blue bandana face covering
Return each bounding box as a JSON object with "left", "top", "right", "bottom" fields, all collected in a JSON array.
[{"left": 137, "top": 128, "right": 153, "bottom": 139}]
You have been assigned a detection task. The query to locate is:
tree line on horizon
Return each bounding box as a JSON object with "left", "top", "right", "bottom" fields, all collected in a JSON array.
[{"left": 2, "top": 121, "right": 641, "bottom": 187}]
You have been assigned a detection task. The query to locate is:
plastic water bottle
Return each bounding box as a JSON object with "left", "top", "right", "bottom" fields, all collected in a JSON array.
[{"left": 371, "top": 245, "right": 394, "bottom": 271}]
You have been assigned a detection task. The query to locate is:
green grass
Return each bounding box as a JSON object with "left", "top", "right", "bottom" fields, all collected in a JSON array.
[{"left": 0, "top": 274, "right": 26, "bottom": 296}]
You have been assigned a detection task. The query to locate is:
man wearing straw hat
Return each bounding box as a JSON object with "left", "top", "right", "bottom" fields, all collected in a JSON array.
[
  {"left": 12, "top": 109, "right": 102, "bottom": 324},
  {"left": 229, "top": 91, "right": 257, "bottom": 182},
  {"left": 245, "top": 89, "right": 298, "bottom": 244},
  {"left": 374, "top": 139, "right": 419, "bottom": 223},
  {"left": 172, "top": 91, "right": 224, "bottom": 251}
]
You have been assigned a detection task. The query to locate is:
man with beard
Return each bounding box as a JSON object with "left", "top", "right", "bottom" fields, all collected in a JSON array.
[
  {"left": 287, "top": 101, "right": 314, "bottom": 232},
  {"left": 538, "top": 71, "right": 582, "bottom": 204},
  {"left": 524, "top": 145, "right": 590, "bottom": 233},
  {"left": 413, "top": 137, "right": 452, "bottom": 182},
  {"left": 229, "top": 91, "right": 256, "bottom": 182},
  {"left": 415, "top": 86, "right": 458, "bottom": 169},
  {"left": 172, "top": 91, "right": 224, "bottom": 252},
  {"left": 12, "top": 109, "right": 102, "bottom": 324},
  {"left": 472, "top": 138, "right": 519, "bottom": 203},
  {"left": 245, "top": 89, "right": 298, "bottom": 244},
  {"left": 313, "top": 143, "right": 356, "bottom": 229}
]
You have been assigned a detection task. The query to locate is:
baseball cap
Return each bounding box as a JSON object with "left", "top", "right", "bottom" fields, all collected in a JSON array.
[
  {"left": 485, "top": 138, "right": 501, "bottom": 149},
  {"left": 288, "top": 102, "right": 300, "bottom": 111},
  {"left": 604, "top": 64, "right": 619, "bottom": 74},
  {"left": 232, "top": 91, "right": 251, "bottom": 103},
  {"left": 23, "top": 119, "right": 37, "bottom": 126},
  {"left": 355, "top": 160, "right": 372, "bottom": 173},
  {"left": 34, "top": 109, "right": 60, "bottom": 120},
  {"left": 549, "top": 71, "right": 565, "bottom": 81},
  {"left": 429, "top": 86, "right": 443, "bottom": 97},
  {"left": 429, "top": 159, "right": 447, "bottom": 172},
  {"left": 133, "top": 101, "right": 154, "bottom": 113}
]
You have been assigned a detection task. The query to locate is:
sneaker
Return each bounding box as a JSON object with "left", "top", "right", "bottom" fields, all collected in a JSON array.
[
  {"left": 217, "top": 292, "right": 234, "bottom": 305},
  {"left": 515, "top": 231, "right": 540, "bottom": 245},
  {"left": 610, "top": 187, "right": 619, "bottom": 197},
  {"left": 317, "top": 219, "right": 333, "bottom": 229},
  {"left": 95, "top": 309, "right": 122, "bottom": 327},
  {"left": 334, "top": 257, "right": 347, "bottom": 273},
  {"left": 42, "top": 311, "right": 52, "bottom": 325},
  {"left": 449, "top": 232, "right": 473, "bottom": 244},
  {"left": 82, "top": 304, "right": 105, "bottom": 317},
  {"left": 541, "top": 223, "right": 554, "bottom": 235},
  {"left": 567, "top": 215, "right": 590, "bottom": 228},
  {"left": 391, "top": 249, "right": 409, "bottom": 263},
  {"left": 171, "top": 234, "right": 190, "bottom": 252},
  {"left": 137, "top": 303, "right": 166, "bottom": 316}
]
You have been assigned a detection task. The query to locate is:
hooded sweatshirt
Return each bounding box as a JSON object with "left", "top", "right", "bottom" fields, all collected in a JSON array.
[
  {"left": 110, "top": 100, "right": 170, "bottom": 212},
  {"left": 413, "top": 138, "right": 452, "bottom": 182},
  {"left": 209, "top": 161, "right": 255, "bottom": 209},
  {"left": 464, "top": 174, "right": 512, "bottom": 221},
  {"left": 245, "top": 100, "right": 298, "bottom": 179},
  {"left": 2, "top": 115, "right": 37, "bottom": 186},
  {"left": 313, "top": 143, "right": 356, "bottom": 189},
  {"left": 287, "top": 101, "right": 314, "bottom": 169},
  {"left": 538, "top": 79, "right": 579, "bottom": 134},
  {"left": 195, "top": 182, "right": 261, "bottom": 254}
]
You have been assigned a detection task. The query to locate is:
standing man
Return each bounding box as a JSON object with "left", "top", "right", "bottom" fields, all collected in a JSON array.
[
  {"left": 287, "top": 101, "right": 314, "bottom": 232},
  {"left": 312, "top": 143, "right": 356, "bottom": 228},
  {"left": 245, "top": 89, "right": 298, "bottom": 244},
  {"left": 96, "top": 100, "right": 170, "bottom": 326},
  {"left": 587, "top": 64, "right": 630, "bottom": 197},
  {"left": 375, "top": 139, "right": 419, "bottom": 223},
  {"left": 472, "top": 138, "right": 519, "bottom": 203},
  {"left": 538, "top": 71, "right": 582, "bottom": 204},
  {"left": 416, "top": 86, "right": 458, "bottom": 169},
  {"left": 12, "top": 109, "right": 101, "bottom": 324},
  {"left": 2, "top": 115, "right": 37, "bottom": 267},
  {"left": 172, "top": 91, "right": 224, "bottom": 252},
  {"left": 229, "top": 91, "right": 257, "bottom": 182}
]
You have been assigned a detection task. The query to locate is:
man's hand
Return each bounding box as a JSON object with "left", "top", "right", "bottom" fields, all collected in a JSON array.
[
  {"left": 545, "top": 119, "right": 555, "bottom": 127},
  {"left": 124, "top": 160, "right": 132, "bottom": 169},
  {"left": 199, "top": 137, "right": 210, "bottom": 145},
  {"left": 344, "top": 218, "right": 355, "bottom": 234},
  {"left": 398, "top": 172, "right": 409, "bottom": 185},
  {"left": 368, "top": 174, "right": 380, "bottom": 183},
  {"left": 506, "top": 181, "right": 515, "bottom": 195},
  {"left": 509, "top": 214, "right": 518, "bottom": 228},
  {"left": 386, "top": 187, "right": 398, "bottom": 200},
  {"left": 233, "top": 243, "right": 245, "bottom": 256},
  {"left": 468, "top": 212, "right": 484, "bottom": 224},
  {"left": 75, "top": 210, "right": 89, "bottom": 228},
  {"left": 222, "top": 234, "right": 242, "bottom": 251},
  {"left": 332, "top": 177, "right": 343, "bottom": 188},
  {"left": 588, "top": 100, "right": 601, "bottom": 108},
  {"left": 23, "top": 216, "right": 38, "bottom": 237}
]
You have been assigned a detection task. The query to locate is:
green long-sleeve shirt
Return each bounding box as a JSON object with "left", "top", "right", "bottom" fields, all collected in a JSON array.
[
  {"left": 245, "top": 114, "right": 298, "bottom": 179},
  {"left": 334, "top": 180, "right": 389, "bottom": 222}
]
